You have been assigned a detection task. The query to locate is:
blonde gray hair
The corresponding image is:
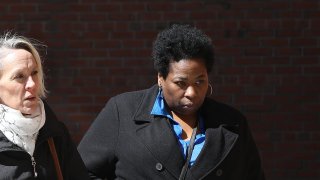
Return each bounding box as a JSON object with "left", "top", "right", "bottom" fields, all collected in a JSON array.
[{"left": 0, "top": 32, "right": 47, "bottom": 98}]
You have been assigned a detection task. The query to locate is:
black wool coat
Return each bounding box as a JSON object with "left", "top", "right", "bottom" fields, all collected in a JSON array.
[
  {"left": 78, "top": 85, "right": 265, "bottom": 180},
  {"left": 0, "top": 101, "right": 90, "bottom": 180}
]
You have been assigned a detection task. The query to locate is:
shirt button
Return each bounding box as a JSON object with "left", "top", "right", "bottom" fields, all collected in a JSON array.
[
  {"left": 216, "top": 169, "right": 223, "bottom": 176},
  {"left": 155, "top": 163, "right": 163, "bottom": 171}
]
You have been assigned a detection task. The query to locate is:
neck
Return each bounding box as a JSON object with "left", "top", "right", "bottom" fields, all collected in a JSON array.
[{"left": 172, "top": 111, "right": 198, "bottom": 140}]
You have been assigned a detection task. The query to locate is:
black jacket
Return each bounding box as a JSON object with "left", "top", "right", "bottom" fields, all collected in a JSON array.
[
  {"left": 78, "top": 85, "right": 265, "bottom": 180},
  {"left": 0, "top": 101, "right": 90, "bottom": 180}
]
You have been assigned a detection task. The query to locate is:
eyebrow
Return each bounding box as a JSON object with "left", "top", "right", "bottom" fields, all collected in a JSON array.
[
  {"left": 10, "top": 66, "right": 37, "bottom": 76},
  {"left": 196, "top": 74, "right": 206, "bottom": 79},
  {"left": 173, "top": 74, "right": 206, "bottom": 81}
]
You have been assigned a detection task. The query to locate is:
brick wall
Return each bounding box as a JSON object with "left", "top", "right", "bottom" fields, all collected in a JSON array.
[{"left": 1, "top": 0, "right": 319, "bottom": 179}]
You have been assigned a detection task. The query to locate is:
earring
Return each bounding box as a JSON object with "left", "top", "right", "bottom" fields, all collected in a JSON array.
[{"left": 207, "top": 83, "right": 213, "bottom": 96}]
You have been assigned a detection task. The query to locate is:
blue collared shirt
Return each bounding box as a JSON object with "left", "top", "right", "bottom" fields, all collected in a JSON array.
[{"left": 151, "top": 90, "right": 206, "bottom": 166}]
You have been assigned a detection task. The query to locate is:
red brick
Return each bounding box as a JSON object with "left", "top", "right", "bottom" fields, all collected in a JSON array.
[
  {"left": 246, "top": 66, "right": 274, "bottom": 74},
  {"left": 265, "top": 20, "right": 282, "bottom": 29},
  {"left": 275, "top": 67, "right": 302, "bottom": 74},
  {"left": 122, "top": 3, "right": 146, "bottom": 11},
  {"left": 95, "top": 3, "right": 121, "bottom": 11},
  {"left": 68, "top": 3, "right": 92, "bottom": 12},
  {"left": 68, "top": 96, "right": 93, "bottom": 103},
  {"left": 141, "top": 13, "right": 162, "bottom": 21},
  {"left": 305, "top": 10, "right": 320, "bottom": 18},
  {"left": 303, "top": 66, "right": 320, "bottom": 74},
  {"left": 274, "top": 47, "right": 302, "bottom": 56},
  {"left": 109, "top": 13, "right": 135, "bottom": 21},
  {"left": 190, "top": 12, "right": 217, "bottom": 20},
  {"left": 303, "top": 48, "right": 320, "bottom": 56},
  {"left": 277, "top": 29, "right": 303, "bottom": 37},
  {"left": 147, "top": 3, "right": 172, "bottom": 11},
  {"left": 248, "top": 28, "right": 275, "bottom": 38},
  {"left": 80, "top": 14, "right": 106, "bottom": 21},
  {"left": 163, "top": 12, "right": 188, "bottom": 20},
  {"left": 245, "top": 48, "right": 272, "bottom": 56},
  {"left": 50, "top": 14, "right": 79, "bottom": 21},
  {"left": 216, "top": 47, "right": 242, "bottom": 56},
  {"left": 9, "top": 4, "right": 37, "bottom": 12},
  {"left": 216, "top": 85, "right": 243, "bottom": 94},
  {"left": 0, "top": 14, "right": 21, "bottom": 20},
  {"left": 279, "top": 11, "right": 303, "bottom": 18},
  {"left": 233, "top": 39, "right": 259, "bottom": 47},
  {"left": 111, "top": 31, "right": 134, "bottom": 39},
  {"left": 109, "top": 49, "right": 134, "bottom": 57},
  {"left": 235, "top": 95, "right": 262, "bottom": 104},
  {"left": 292, "top": 2, "right": 319, "bottom": 9},
  {"left": 177, "top": 1, "right": 203, "bottom": 10},
  {"left": 261, "top": 39, "right": 288, "bottom": 46}
]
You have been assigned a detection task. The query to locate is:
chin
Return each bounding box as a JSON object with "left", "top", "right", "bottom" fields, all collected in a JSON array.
[
  {"left": 21, "top": 106, "right": 37, "bottom": 115},
  {"left": 177, "top": 108, "right": 198, "bottom": 116},
  {"left": 21, "top": 100, "right": 39, "bottom": 114}
]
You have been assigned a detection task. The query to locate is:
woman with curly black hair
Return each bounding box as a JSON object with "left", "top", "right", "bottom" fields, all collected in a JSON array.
[{"left": 78, "top": 24, "right": 265, "bottom": 180}]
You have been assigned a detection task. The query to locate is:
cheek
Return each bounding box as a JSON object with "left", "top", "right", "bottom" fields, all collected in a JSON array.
[
  {"left": 200, "top": 86, "right": 209, "bottom": 97},
  {"left": 163, "top": 88, "right": 183, "bottom": 105},
  {"left": 0, "top": 89, "right": 23, "bottom": 108},
  {"left": 35, "top": 82, "right": 40, "bottom": 91},
  {"left": 196, "top": 88, "right": 208, "bottom": 103},
  {"left": 36, "top": 78, "right": 41, "bottom": 90}
]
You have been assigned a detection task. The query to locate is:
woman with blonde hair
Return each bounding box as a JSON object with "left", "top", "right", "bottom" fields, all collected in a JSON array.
[{"left": 0, "top": 32, "right": 89, "bottom": 180}]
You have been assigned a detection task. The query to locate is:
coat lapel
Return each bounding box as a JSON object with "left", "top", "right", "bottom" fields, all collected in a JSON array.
[
  {"left": 133, "top": 85, "right": 184, "bottom": 179},
  {"left": 189, "top": 125, "right": 238, "bottom": 179},
  {"left": 135, "top": 116, "right": 184, "bottom": 178},
  {"left": 189, "top": 99, "right": 240, "bottom": 179}
]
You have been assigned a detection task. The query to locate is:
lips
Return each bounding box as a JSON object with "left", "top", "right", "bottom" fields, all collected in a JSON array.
[
  {"left": 25, "top": 96, "right": 36, "bottom": 101},
  {"left": 182, "top": 103, "right": 193, "bottom": 108}
]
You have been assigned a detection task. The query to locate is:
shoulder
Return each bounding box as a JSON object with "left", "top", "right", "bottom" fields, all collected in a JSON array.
[
  {"left": 204, "top": 98, "right": 244, "bottom": 116},
  {"left": 202, "top": 98, "right": 246, "bottom": 126},
  {"left": 109, "top": 85, "right": 158, "bottom": 108},
  {"left": 40, "top": 100, "right": 70, "bottom": 138},
  {"left": 114, "top": 85, "right": 156, "bottom": 100}
]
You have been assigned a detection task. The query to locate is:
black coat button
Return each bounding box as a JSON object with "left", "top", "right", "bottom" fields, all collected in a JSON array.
[
  {"left": 155, "top": 163, "right": 163, "bottom": 171},
  {"left": 216, "top": 169, "right": 223, "bottom": 176}
]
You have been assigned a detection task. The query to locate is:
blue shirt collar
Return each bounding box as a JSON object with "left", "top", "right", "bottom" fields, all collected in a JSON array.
[{"left": 150, "top": 90, "right": 173, "bottom": 120}]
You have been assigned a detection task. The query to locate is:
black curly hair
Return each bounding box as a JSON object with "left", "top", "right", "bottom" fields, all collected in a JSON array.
[{"left": 152, "top": 24, "right": 214, "bottom": 79}]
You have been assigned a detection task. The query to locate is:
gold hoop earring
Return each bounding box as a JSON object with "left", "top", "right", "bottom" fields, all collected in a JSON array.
[{"left": 207, "top": 83, "right": 213, "bottom": 96}]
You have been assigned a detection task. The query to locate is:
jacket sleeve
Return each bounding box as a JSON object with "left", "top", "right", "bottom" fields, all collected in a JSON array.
[
  {"left": 78, "top": 97, "right": 119, "bottom": 179},
  {"left": 241, "top": 118, "right": 265, "bottom": 180},
  {"left": 59, "top": 124, "right": 91, "bottom": 180}
]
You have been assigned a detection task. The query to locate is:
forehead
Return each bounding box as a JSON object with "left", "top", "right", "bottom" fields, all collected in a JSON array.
[
  {"left": 1, "top": 49, "right": 36, "bottom": 69},
  {"left": 168, "top": 59, "right": 207, "bottom": 75}
]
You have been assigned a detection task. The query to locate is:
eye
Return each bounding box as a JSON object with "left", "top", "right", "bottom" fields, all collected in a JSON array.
[
  {"left": 31, "top": 70, "right": 38, "bottom": 76},
  {"left": 175, "top": 81, "right": 187, "bottom": 88},
  {"left": 14, "top": 73, "right": 25, "bottom": 80},
  {"left": 195, "top": 80, "right": 205, "bottom": 86}
]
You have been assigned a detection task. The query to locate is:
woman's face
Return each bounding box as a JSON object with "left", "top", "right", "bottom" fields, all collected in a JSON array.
[
  {"left": 158, "top": 58, "right": 209, "bottom": 117},
  {"left": 0, "top": 49, "right": 40, "bottom": 115}
]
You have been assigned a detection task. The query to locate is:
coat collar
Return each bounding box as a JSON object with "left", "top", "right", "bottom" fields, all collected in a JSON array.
[
  {"left": 133, "top": 85, "right": 159, "bottom": 122},
  {"left": 133, "top": 85, "right": 239, "bottom": 179},
  {"left": 0, "top": 130, "right": 22, "bottom": 152}
]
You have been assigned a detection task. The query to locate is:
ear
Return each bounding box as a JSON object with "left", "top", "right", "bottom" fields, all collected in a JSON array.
[{"left": 157, "top": 73, "right": 163, "bottom": 86}]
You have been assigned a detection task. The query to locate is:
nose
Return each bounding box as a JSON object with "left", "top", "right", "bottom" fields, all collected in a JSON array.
[
  {"left": 184, "top": 86, "right": 197, "bottom": 98},
  {"left": 25, "top": 76, "right": 36, "bottom": 90}
]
